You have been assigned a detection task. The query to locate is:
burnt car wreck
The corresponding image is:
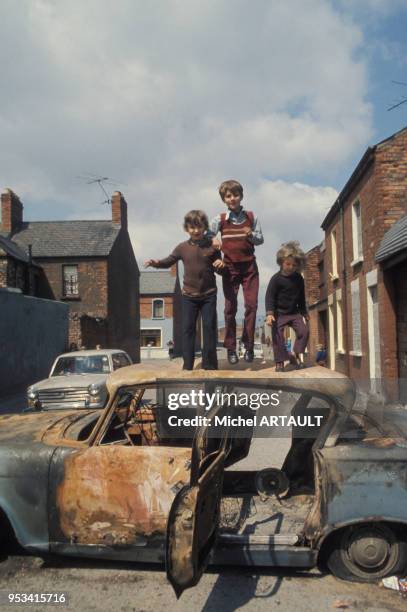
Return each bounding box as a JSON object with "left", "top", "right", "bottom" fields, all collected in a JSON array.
[{"left": 1, "top": 364, "right": 406, "bottom": 596}]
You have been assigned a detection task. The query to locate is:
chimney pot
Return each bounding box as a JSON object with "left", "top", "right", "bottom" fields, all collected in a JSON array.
[
  {"left": 1, "top": 188, "right": 23, "bottom": 234},
  {"left": 111, "top": 191, "right": 128, "bottom": 230}
]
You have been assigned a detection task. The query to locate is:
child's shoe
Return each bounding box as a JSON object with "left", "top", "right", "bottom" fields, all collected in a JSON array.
[
  {"left": 288, "top": 353, "right": 298, "bottom": 367},
  {"left": 244, "top": 349, "right": 254, "bottom": 363},
  {"left": 275, "top": 362, "right": 284, "bottom": 372},
  {"left": 227, "top": 350, "right": 239, "bottom": 365}
]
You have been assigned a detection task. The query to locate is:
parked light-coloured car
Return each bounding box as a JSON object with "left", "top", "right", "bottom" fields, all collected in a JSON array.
[{"left": 27, "top": 349, "right": 132, "bottom": 411}]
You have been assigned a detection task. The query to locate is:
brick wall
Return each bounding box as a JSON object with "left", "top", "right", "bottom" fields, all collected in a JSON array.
[
  {"left": 107, "top": 230, "right": 140, "bottom": 362},
  {"left": 0, "top": 256, "right": 29, "bottom": 293},
  {"left": 35, "top": 258, "right": 108, "bottom": 316},
  {"left": 34, "top": 257, "right": 108, "bottom": 349},
  {"left": 319, "top": 129, "right": 407, "bottom": 397},
  {"left": 140, "top": 295, "right": 174, "bottom": 319},
  {"left": 304, "top": 244, "right": 321, "bottom": 306}
]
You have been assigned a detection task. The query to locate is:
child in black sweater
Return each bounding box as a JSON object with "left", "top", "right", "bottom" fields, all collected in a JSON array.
[{"left": 265, "top": 241, "right": 309, "bottom": 371}]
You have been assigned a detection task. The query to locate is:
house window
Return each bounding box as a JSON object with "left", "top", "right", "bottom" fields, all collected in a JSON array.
[
  {"left": 63, "top": 265, "right": 79, "bottom": 296},
  {"left": 62, "top": 266, "right": 79, "bottom": 297},
  {"left": 336, "top": 292, "right": 344, "bottom": 353},
  {"left": 350, "top": 279, "right": 362, "bottom": 355},
  {"left": 352, "top": 201, "right": 363, "bottom": 263},
  {"left": 141, "top": 329, "right": 162, "bottom": 348},
  {"left": 331, "top": 230, "right": 338, "bottom": 279},
  {"left": 152, "top": 298, "right": 164, "bottom": 319}
]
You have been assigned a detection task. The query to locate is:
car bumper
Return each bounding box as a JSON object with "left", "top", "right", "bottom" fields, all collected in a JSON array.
[{"left": 27, "top": 398, "right": 105, "bottom": 411}]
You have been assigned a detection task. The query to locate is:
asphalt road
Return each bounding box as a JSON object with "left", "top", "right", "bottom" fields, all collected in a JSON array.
[{"left": 0, "top": 552, "right": 404, "bottom": 612}]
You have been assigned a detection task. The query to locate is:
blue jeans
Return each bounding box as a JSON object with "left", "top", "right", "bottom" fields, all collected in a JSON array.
[{"left": 182, "top": 292, "right": 218, "bottom": 370}]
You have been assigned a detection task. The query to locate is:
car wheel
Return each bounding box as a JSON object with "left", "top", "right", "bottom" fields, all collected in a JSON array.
[{"left": 326, "top": 523, "right": 407, "bottom": 582}]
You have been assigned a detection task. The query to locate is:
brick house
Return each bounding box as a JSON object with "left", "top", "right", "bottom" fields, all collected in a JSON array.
[
  {"left": 304, "top": 127, "right": 407, "bottom": 402},
  {"left": 139, "top": 267, "right": 182, "bottom": 358},
  {"left": 0, "top": 233, "right": 41, "bottom": 294},
  {"left": 0, "top": 189, "right": 140, "bottom": 362}
]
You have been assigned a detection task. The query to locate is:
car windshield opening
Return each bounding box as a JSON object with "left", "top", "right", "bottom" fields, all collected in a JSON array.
[{"left": 52, "top": 355, "right": 111, "bottom": 376}]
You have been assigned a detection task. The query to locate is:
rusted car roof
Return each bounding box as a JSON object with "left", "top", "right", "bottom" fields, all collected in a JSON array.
[{"left": 106, "top": 363, "right": 355, "bottom": 412}]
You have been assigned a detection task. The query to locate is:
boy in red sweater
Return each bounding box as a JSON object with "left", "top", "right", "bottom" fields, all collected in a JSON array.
[{"left": 209, "top": 180, "right": 264, "bottom": 364}]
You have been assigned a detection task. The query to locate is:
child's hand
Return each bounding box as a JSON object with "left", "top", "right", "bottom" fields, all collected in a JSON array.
[
  {"left": 212, "top": 238, "right": 222, "bottom": 250},
  {"left": 213, "top": 259, "right": 225, "bottom": 270},
  {"left": 144, "top": 259, "right": 160, "bottom": 268},
  {"left": 304, "top": 313, "right": 310, "bottom": 322},
  {"left": 266, "top": 314, "right": 275, "bottom": 326}
]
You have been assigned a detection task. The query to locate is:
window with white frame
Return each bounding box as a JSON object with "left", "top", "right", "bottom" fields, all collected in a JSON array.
[
  {"left": 63, "top": 265, "right": 79, "bottom": 296},
  {"left": 331, "top": 229, "right": 338, "bottom": 279},
  {"left": 140, "top": 329, "right": 162, "bottom": 348},
  {"left": 351, "top": 279, "right": 362, "bottom": 355},
  {"left": 152, "top": 298, "right": 164, "bottom": 319},
  {"left": 336, "top": 291, "right": 344, "bottom": 352},
  {"left": 352, "top": 201, "right": 363, "bottom": 262}
]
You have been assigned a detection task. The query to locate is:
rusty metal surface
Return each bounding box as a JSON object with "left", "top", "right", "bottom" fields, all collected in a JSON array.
[
  {"left": 0, "top": 411, "right": 81, "bottom": 444},
  {"left": 304, "top": 441, "right": 407, "bottom": 545},
  {"left": 52, "top": 445, "right": 191, "bottom": 546},
  {"left": 105, "top": 364, "right": 355, "bottom": 412},
  {"left": 0, "top": 444, "right": 55, "bottom": 550}
]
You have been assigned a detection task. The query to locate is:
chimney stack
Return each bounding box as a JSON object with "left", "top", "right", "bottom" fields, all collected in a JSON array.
[
  {"left": 1, "top": 188, "right": 23, "bottom": 234},
  {"left": 111, "top": 191, "right": 127, "bottom": 231}
]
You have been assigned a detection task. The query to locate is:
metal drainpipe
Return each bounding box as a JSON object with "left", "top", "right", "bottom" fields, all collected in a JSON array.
[{"left": 339, "top": 200, "right": 350, "bottom": 376}]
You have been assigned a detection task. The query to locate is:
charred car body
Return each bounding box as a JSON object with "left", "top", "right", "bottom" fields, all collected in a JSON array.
[{"left": 3, "top": 364, "right": 407, "bottom": 596}]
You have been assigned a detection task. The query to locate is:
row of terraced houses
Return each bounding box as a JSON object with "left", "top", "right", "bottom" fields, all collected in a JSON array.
[{"left": 304, "top": 127, "right": 407, "bottom": 404}]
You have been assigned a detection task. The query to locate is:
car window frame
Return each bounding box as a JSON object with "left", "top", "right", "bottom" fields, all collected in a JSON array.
[{"left": 87, "top": 378, "right": 345, "bottom": 450}]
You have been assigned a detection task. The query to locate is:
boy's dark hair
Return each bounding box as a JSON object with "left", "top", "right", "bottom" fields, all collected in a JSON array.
[
  {"left": 218, "top": 179, "right": 244, "bottom": 201},
  {"left": 183, "top": 210, "right": 209, "bottom": 230},
  {"left": 276, "top": 241, "right": 306, "bottom": 270}
]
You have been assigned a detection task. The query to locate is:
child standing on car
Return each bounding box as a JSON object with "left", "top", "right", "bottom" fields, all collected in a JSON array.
[
  {"left": 145, "top": 210, "right": 224, "bottom": 371},
  {"left": 208, "top": 180, "right": 264, "bottom": 365},
  {"left": 265, "top": 241, "right": 309, "bottom": 371}
]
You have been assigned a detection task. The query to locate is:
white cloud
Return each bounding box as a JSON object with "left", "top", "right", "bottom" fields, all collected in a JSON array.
[
  {"left": 1, "top": 0, "right": 371, "bottom": 315},
  {"left": 131, "top": 178, "right": 337, "bottom": 317}
]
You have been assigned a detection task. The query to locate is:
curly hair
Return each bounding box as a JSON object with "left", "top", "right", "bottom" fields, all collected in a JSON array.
[
  {"left": 276, "top": 241, "right": 306, "bottom": 270},
  {"left": 183, "top": 210, "right": 209, "bottom": 231}
]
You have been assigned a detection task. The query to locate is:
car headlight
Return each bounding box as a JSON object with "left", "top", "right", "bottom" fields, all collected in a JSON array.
[
  {"left": 88, "top": 384, "right": 102, "bottom": 397},
  {"left": 27, "top": 387, "right": 38, "bottom": 400}
]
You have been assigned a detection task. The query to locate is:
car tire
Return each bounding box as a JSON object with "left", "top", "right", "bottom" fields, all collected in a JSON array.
[{"left": 326, "top": 523, "right": 407, "bottom": 582}]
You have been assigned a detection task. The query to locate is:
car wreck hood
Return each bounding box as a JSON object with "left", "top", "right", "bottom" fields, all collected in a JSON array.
[
  {"left": 0, "top": 410, "right": 90, "bottom": 444},
  {"left": 106, "top": 364, "right": 355, "bottom": 413}
]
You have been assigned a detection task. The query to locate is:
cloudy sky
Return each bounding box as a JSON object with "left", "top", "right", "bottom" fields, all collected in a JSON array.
[{"left": 1, "top": 0, "right": 407, "bottom": 317}]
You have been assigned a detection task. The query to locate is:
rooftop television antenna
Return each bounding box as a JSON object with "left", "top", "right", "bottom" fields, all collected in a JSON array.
[
  {"left": 75, "top": 173, "right": 124, "bottom": 205},
  {"left": 387, "top": 81, "right": 407, "bottom": 111}
]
